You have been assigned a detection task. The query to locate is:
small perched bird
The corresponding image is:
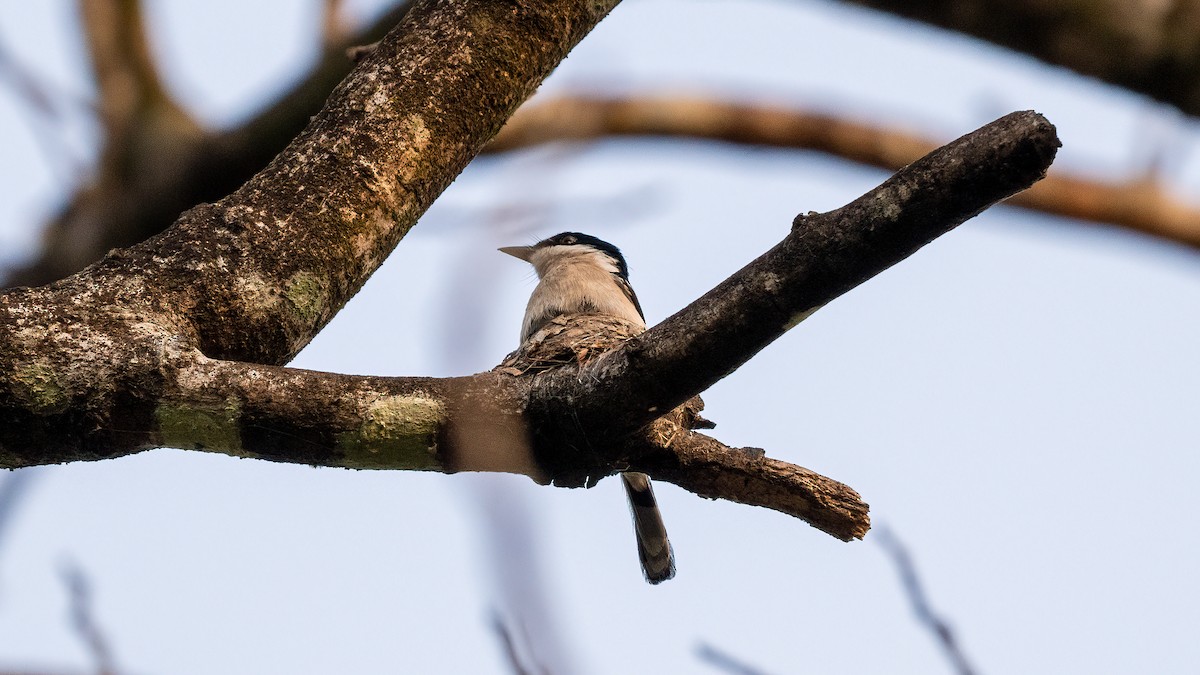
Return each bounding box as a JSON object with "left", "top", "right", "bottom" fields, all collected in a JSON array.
[{"left": 500, "top": 232, "right": 675, "bottom": 584}]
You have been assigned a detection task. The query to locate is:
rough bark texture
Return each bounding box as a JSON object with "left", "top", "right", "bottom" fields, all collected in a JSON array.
[
  {"left": 1, "top": 0, "right": 621, "bottom": 461},
  {"left": 637, "top": 432, "right": 869, "bottom": 541},
  {"left": 0, "top": 0, "right": 1060, "bottom": 543},
  {"left": 842, "top": 0, "right": 1200, "bottom": 115},
  {"left": 88, "top": 0, "right": 619, "bottom": 366}
]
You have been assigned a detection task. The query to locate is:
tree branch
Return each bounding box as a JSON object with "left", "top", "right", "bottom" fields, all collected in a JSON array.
[
  {"left": 838, "top": 0, "right": 1200, "bottom": 117},
  {"left": 322, "top": 0, "right": 350, "bottom": 47},
  {"left": 77, "top": 0, "right": 619, "bottom": 366},
  {"left": 534, "top": 111, "right": 1058, "bottom": 446},
  {"left": 5, "top": 3, "right": 418, "bottom": 287},
  {"left": 78, "top": 0, "right": 176, "bottom": 130},
  {"left": 489, "top": 95, "right": 1200, "bottom": 249},
  {"left": 0, "top": 1, "right": 1057, "bottom": 544},
  {"left": 637, "top": 432, "right": 868, "bottom": 541},
  {"left": 876, "top": 525, "right": 979, "bottom": 675},
  {"left": 0, "top": 0, "right": 622, "bottom": 462}
]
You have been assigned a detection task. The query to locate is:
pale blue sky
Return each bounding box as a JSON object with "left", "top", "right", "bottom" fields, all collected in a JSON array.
[{"left": 1, "top": 1, "right": 1198, "bottom": 673}]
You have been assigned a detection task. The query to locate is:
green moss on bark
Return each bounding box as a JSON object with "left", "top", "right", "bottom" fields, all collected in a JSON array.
[
  {"left": 336, "top": 395, "right": 444, "bottom": 470},
  {"left": 156, "top": 401, "right": 247, "bottom": 456},
  {"left": 284, "top": 271, "right": 330, "bottom": 325},
  {"left": 10, "top": 362, "right": 69, "bottom": 415}
]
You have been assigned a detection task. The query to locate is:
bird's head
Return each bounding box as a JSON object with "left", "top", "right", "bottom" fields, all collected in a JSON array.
[{"left": 499, "top": 232, "right": 630, "bottom": 281}]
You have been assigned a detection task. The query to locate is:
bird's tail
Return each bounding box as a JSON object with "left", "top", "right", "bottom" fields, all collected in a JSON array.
[{"left": 621, "top": 471, "right": 675, "bottom": 584}]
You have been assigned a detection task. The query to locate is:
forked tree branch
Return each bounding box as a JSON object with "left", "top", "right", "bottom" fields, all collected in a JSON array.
[
  {"left": 0, "top": 0, "right": 1059, "bottom": 544},
  {"left": 0, "top": 49, "right": 1056, "bottom": 541}
]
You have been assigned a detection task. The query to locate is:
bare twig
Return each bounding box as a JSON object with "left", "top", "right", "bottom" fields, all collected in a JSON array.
[
  {"left": 837, "top": 0, "right": 1200, "bottom": 118},
  {"left": 0, "top": 38, "right": 87, "bottom": 180},
  {"left": 60, "top": 561, "right": 118, "bottom": 675},
  {"left": 697, "top": 643, "right": 774, "bottom": 675},
  {"left": 0, "top": 37, "right": 71, "bottom": 124},
  {"left": 875, "top": 525, "right": 979, "bottom": 675},
  {"left": 488, "top": 610, "right": 545, "bottom": 675},
  {"left": 0, "top": 469, "right": 38, "bottom": 556}
]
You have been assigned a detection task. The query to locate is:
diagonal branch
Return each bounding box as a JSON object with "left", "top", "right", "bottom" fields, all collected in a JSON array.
[
  {"left": 533, "top": 111, "right": 1059, "bottom": 443},
  {"left": 67, "top": 0, "right": 621, "bottom": 366},
  {"left": 876, "top": 525, "right": 980, "bottom": 675}
]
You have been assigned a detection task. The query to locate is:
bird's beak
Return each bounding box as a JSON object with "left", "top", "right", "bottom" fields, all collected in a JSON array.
[{"left": 498, "top": 245, "right": 535, "bottom": 262}]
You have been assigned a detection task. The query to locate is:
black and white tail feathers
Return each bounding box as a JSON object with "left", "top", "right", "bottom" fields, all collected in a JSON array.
[{"left": 621, "top": 471, "right": 675, "bottom": 584}]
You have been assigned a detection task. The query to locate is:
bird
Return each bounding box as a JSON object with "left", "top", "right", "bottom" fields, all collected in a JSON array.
[{"left": 500, "top": 232, "right": 675, "bottom": 584}]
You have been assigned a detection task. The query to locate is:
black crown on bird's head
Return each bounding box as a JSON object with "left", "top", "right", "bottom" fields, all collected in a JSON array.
[{"left": 508, "top": 232, "right": 631, "bottom": 281}]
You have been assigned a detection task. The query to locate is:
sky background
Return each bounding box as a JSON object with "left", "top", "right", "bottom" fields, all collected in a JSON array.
[{"left": 1, "top": 0, "right": 1199, "bottom": 673}]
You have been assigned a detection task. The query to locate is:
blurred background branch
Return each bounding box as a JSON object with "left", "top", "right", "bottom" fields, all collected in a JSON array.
[
  {"left": 490, "top": 95, "right": 1200, "bottom": 250},
  {"left": 5, "top": 0, "right": 1200, "bottom": 288},
  {"left": 3, "top": 1, "right": 415, "bottom": 287},
  {"left": 876, "top": 525, "right": 979, "bottom": 675},
  {"left": 840, "top": 0, "right": 1200, "bottom": 116}
]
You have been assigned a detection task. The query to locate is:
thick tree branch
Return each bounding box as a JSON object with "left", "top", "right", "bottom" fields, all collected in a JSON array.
[
  {"left": 529, "top": 112, "right": 1058, "bottom": 443},
  {"left": 840, "top": 0, "right": 1200, "bottom": 116},
  {"left": 0, "top": 1, "right": 1056, "bottom": 543},
  {"left": 1, "top": 0, "right": 622, "bottom": 462},
  {"left": 163, "top": 357, "right": 542, "bottom": 479},
  {"left": 489, "top": 95, "right": 1200, "bottom": 249},
  {"left": 75, "top": 0, "right": 619, "bottom": 366}
]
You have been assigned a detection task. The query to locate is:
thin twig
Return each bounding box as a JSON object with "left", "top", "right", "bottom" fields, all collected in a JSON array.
[
  {"left": 59, "top": 561, "right": 118, "bottom": 675},
  {"left": 875, "top": 525, "right": 979, "bottom": 675},
  {"left": 488, "top": 609, "right": 546, "bottom": 675},
  {"left": 0, "top": 38, "right": 87, "bottom": 180},
  {"left": 697, "top": 643, "right": 774, "bottom": 675},
  {"left": 0, "top": 469, "right": 39, "bottom": 556}
]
